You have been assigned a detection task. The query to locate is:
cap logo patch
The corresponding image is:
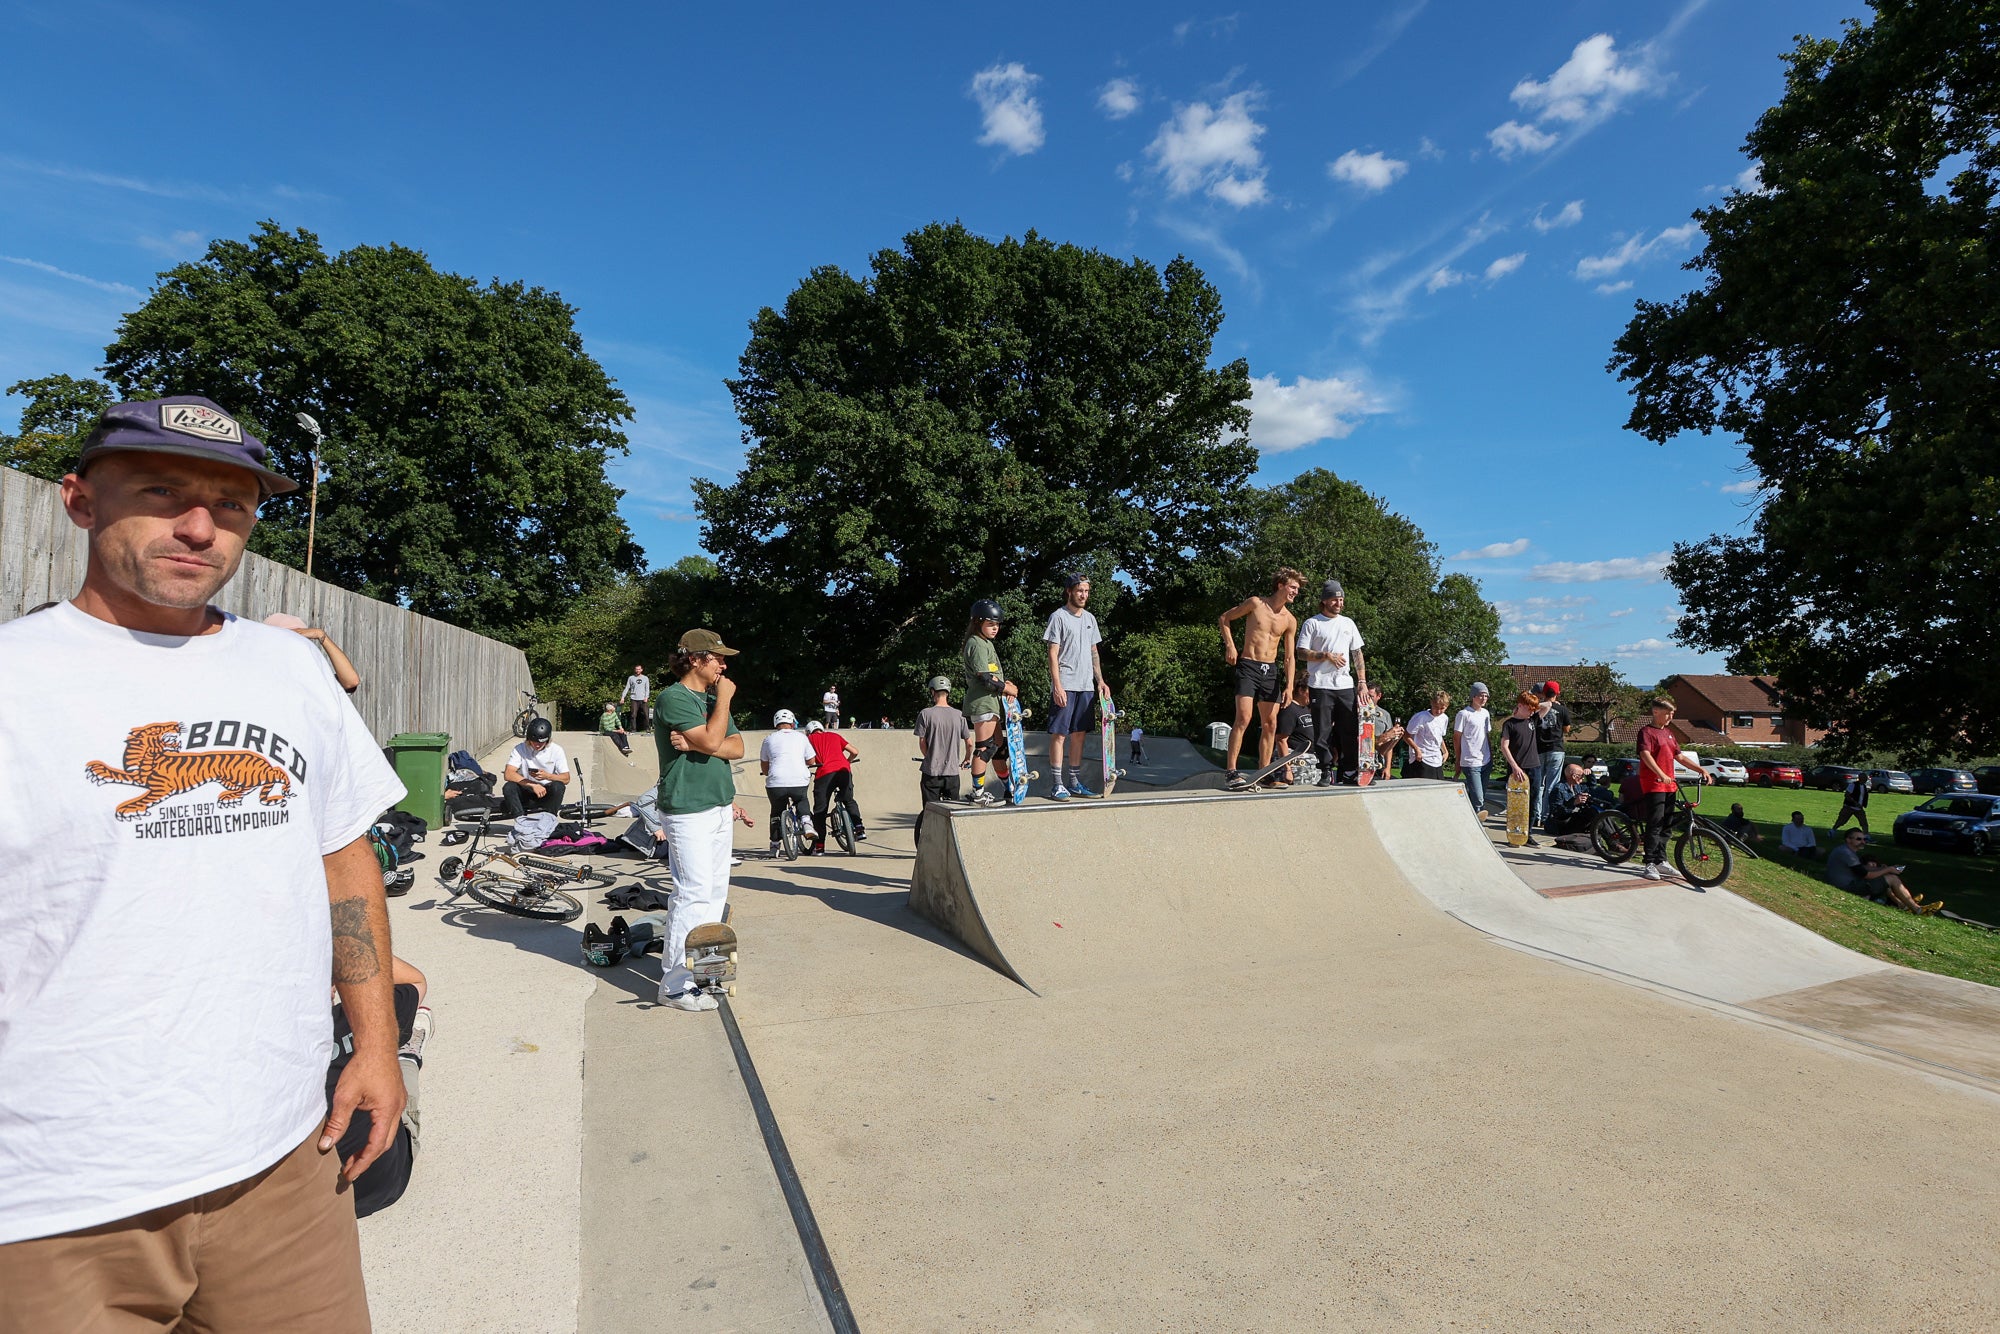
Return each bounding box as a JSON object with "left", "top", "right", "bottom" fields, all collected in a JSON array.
[{"left": 159, "top": 403, "right": 243, "bottom": 444}]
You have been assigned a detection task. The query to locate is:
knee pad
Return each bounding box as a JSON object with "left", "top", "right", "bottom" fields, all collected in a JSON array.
[{"left": 974, "top": 738, "right": 1002, "bottom": 762}]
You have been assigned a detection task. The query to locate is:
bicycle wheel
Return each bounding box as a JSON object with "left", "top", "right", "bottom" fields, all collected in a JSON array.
[
  {"left": 512, "top": 708, "right": 536, "bottom": 739},
  {"left": 1590, "top": 810, "right": 1639, "bottom": 864},
  {"left": 831, "top": 805, "right": 856, "bottom": 855},
  {"left": 1674, "top": 825, "right": 1734, "bottom": 888},
  {"left": 462, "top": 871, "right": 583, "bottom": 922},
  {"left": 780, "top": 810, "right": 802, "bottom": 861},
  {"left": 516, "top": 855, "right": 617, "bottom": 893}
]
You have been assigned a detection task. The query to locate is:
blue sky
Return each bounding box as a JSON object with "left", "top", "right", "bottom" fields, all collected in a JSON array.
[{"left": 1, "top": 0, "right": 1863, "bottom": 681}]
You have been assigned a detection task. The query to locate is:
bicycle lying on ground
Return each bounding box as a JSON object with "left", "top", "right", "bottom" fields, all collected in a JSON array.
[
  {"left": 1589, "top": 780, "right": 1736, "bottom": 888},
  {"left": 512, "top": 689, "right": 546, "bottom": 739},
  {"left": 436, "top": 811, "right": 611, "bottom": 922}
]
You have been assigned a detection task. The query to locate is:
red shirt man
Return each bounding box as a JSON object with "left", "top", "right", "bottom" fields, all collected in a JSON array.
[{"left": 808, "top": 725, "right": 853, "bottom": 775}]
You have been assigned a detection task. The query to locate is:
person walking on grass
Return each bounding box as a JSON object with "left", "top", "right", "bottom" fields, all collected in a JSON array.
[
  {"left": 1296, "top": 578, "right": 1365, "bottom": 785},
  {"left": 1219, "top": 568, "right": 1303, "bottom": 790},
  {"left": 962, "top": 599, "right": 1019, "bottom": 806},
  {"left": 914, "top": 677, "right": 972, "bottom": 839},
  {"left": 655, "top": 629, "right": 744, "bottom": 1011},
  {"left": 1833, "top": 769, "right": 1872, "bottom": 838},
  {"left": 1500, "top": 691, "right": 1544, "bottom": 847},
  {"left": 1044, "top": 574, "right": 1108, "bottom": 801},
  {"left": 1454, "top": 684, "right": 1493, "bottom": 815},
  {"left": 0, "top": 396, "right": 405, "bottom": 1331}
]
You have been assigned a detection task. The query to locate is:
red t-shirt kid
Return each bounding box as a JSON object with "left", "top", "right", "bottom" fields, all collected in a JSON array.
[
  {"left": 809, "top": 730, "right": 852, "bottom": 776},
  {"left": 1636, "top": 724, "right": 1681, "bottom": 794}
]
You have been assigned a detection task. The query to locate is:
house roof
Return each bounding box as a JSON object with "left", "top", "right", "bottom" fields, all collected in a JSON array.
[
  {"left": 1665, "top": 674, "right": 1786, "bottom": 715},
  {"left": 1503, "top": 664, "right": 1609, "bottom": 699},
  {"left": 1603, "top": 718, "right": 1730, "bottom": 748}
]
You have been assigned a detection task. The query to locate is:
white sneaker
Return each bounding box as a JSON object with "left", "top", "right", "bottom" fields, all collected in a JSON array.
[
  {"left": 1642, "top": 862, "right": 1662, "bottom": 881},
  {"left": 1656, "top": 862, "right": 1681, "bottom": 880},
  {"left": 729, "top": 855, "right": 743, "bottom": 866},
  {"left": 659, "top": 987, "right": 718, "bottom": 1011}
]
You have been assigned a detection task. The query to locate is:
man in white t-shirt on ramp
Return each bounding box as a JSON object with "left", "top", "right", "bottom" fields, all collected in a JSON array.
[
  {"left": 1295, "top": 578, "right": 1366, "bottom": 785},
  {"left": 0, "top": 397, "right": 406, "bottom": 1330},
  {"left": 1454, "top": 683, "right": 1495, "bottom": 816},
  {"left": 821, "top": 686, "right": 841, "bottom": 730},
  {"left": 1043, "top": 575, "right": 1108, "bottom": 801}
]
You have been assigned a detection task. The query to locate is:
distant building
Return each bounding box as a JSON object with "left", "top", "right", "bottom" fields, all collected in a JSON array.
[
  {"left": 1503, "top": 664, "right": 1619, "bottom": 742},
  {"left": 1658, "top": 674, "right": 1824, "bottom": 748}
]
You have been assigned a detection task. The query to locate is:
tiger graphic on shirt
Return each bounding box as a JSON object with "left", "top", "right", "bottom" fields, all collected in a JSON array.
[{"left": 86, "top": 720, "right": 295, "bottom": 819}]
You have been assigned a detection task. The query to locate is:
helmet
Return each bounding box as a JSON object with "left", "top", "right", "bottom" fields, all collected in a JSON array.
[
  {"left": 970, "top": 598, "right": 1004, "bottom": 623},
  {"left": 927, "top": 675, "right": 952, "bottom": 694},
  {"left": 526, "top": 717, "right": 553, "bottom": 743},
  {"left": 581, "top": 921, "right": 626, "bottom": 968},
  {"left": 773, "top": 709, "right": 798, "bottom": 727},
  {"left": 806, "top": 720, "right": 824, "bottom": 733}
]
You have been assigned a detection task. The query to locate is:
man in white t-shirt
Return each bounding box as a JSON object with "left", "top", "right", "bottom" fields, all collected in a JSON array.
[
  {"left": 1404, "top": 689, "right": 1453, "bottom": 780},
  {"left": 503, "top": 717, "right": 572, "bottom": 818},
  {"left": 760, "top": 709, "right": 815, "bottom": 855},
  {"left": 1295, "top": 579, "right": 1366, "bottom": 785},
  {"left": 1453, "top": 683, "right": 1494, "bottom": 815},
  {"left": 623, "top": 664, "right": 652, "bottom": 731},
  {"left": 0, "top": 397, "right": 406, "bottom": 1329},
  {"left": 822, "top": 686, "right": 841, "bottom": 729}
]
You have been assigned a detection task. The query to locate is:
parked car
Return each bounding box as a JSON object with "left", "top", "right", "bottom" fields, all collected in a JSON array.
[
  {"left": 1892, "top": 793, "right": 2000, "bottom": 855},
  {"left": 1607, "top": 757, "right": 1641, "bottom": 785},
  {"left": 1744, "top": 759, "right": 1804, "bottom": 788},
  {"left": 1974, "top": 765, "right": 2000, "bottom": 796},
  {"left": 1909, "top": 768, "right": 1977, "bottom": 795},
  {"left": 1701, "top": 758, "right": 1748, "bottom": 785},
  {"left": 1805, "top": 765, "right": 1863, "bottom": 791},
  {"left": 1587, "top": 758, "right": 1609, "bottom": 781},
  {"left": 1864, "top": 769, "right": 1914, "bottom": 794}
]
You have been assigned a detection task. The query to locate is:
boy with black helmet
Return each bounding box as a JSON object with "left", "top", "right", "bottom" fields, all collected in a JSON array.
[
  {"left": 962, "top": 598, "right": 1018, "bottom": 806},
  {"left": 503, "top": 716, "right": 571, "bottom": 818}
]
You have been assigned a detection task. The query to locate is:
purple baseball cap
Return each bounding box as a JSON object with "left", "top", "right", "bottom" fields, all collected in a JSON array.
[{"left": 77, "top": 396, "right": 298, "bottom": 498}]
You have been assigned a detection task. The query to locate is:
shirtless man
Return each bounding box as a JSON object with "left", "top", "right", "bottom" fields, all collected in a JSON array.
[{"left": 1218, "top": 568, "right": 1303, "bottom": 790}]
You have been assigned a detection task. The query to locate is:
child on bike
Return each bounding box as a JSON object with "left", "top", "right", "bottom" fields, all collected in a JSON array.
[
  {"left": 805, "top": 720, "right": 865, "bottom": 852},
  {"left": 760, "top": 710, "right": 813, "bottom": 857},
  {"left": 962, "top": 597, "right": 1019, "bottom": 806}
]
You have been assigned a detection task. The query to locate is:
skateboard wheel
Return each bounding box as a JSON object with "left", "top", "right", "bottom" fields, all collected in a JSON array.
[
  {"left": 725, "top": 985, "right": 735, "bottom": 996},
  {"left": 729, "top": 950, "right": 737, "bottom": 964}
]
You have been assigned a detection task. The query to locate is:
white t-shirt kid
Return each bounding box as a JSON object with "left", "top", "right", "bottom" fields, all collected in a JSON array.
[
  {"left": 1406, "top": 709, "right": 1450, "bottom": 768},
  {"left": 1297, "top": 613, "right": 1364, "bottom": 690},
  {"left": 508, "top": 740, "right": 570, "bottom": 783},
  {"left": 0, "top": 603, "right": 404, "bottom": 1244},
  {"left": 761, "top": 728, "right": 814, "bottom": 788},
  {"left": 1453, "top": 706, "right": 1492, "bottom": 767}
]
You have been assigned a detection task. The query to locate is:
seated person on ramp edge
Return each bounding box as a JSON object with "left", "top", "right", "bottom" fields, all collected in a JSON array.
[{"left": 1217, "top": 567, "right": 1303, "bottom": 790}]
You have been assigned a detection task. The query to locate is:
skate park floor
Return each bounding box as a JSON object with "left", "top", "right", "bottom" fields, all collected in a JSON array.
[{"left": 362, "top": 727, "right": 2000, "bottom": 1331}]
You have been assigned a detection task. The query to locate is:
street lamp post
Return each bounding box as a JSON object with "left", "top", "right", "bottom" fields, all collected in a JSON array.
[{"left": 295, "top": 412, "right": 325, "bottom": 580}]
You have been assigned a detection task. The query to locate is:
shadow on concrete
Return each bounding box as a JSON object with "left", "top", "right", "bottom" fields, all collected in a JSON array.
[{"left": 734, "top": 860, "right": 984, "bottom": 964}]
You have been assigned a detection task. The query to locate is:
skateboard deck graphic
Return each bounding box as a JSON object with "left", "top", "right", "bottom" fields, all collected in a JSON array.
[
  {"left": 1098, "top": 684, "right": 1127, "bottom": 798},
  {"left": 1505, "top": 773, "right": 1531, "bottom": 846},
  {"left": 1356, "top": 715, "right": 1377, "bottom": 787},
  {"left": 684, "top": 921, "right": 737, "bottom": 997},
  {"left": 1002, "top": 697, "right": 1033, "bottom": 806}
]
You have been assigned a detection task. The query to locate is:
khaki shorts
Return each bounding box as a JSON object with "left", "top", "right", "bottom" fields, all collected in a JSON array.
[{"left": 0, "top": 1132, "right": 370, "bottom": 1333}]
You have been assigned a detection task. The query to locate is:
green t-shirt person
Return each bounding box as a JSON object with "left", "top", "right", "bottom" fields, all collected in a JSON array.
[
  {"left": 655, "top": 681, "right": 739, "bottom": 815},
  {"left": 963, "top": 635, "right": 1005, "bottom": 722},
  {"left": 598, "top": 706, "right": 622, "bottom": 734}
]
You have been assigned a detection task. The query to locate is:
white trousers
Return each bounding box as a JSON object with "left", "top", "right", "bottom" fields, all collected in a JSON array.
[{"left": 659, "top": 804, "right": 733, "bottom": 995}]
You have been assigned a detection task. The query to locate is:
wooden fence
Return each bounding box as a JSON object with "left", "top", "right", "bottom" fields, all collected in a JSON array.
[{"left": 0, "top": 467, "right": 535, "bottom": 755}]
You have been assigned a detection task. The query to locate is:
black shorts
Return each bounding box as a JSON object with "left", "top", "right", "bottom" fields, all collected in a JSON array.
[{"left": 1235, "top": 659, "right": 1282, "bottom": 703}]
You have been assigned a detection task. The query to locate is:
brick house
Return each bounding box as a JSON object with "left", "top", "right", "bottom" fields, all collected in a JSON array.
[
  {"left": 1657, "top": 674, "right": 1825, "bottom": 748},
  {"left": 1503, "top": 665, "right": 1620, "bottom": 742}
]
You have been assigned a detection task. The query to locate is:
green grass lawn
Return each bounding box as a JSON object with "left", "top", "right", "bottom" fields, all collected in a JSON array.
[{"left": 1700, "top": 781, "right": 2000, "bottom": 987}]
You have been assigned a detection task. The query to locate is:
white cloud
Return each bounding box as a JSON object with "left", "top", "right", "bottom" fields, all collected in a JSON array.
[
  {"left": 1146, "top": 92, "right": 1269, "bottom": 207},
  {"left": 1487, "top": 121, "right": 1558, "bottom": 159},
  {"left": 1574, "top": 222, "right": 1700, "bottom": 280},
  {"left": 1595, "top": 280, "right": 1634, "bottom": 295},
  {"left": 1529, "top": 552, "right": 1671, "bottom": 583},
  {"left": 1329, "top": 149, "right": 1408, "bottom": 193},
  {"left": 1451, "top": 538, "right": 1530, "bottom": 560},
  {"left": 1098, "top": 78, "right": 1141, "bottom": 120},
  {"left": 1608, "top": 607, "right": 1635, "bottom": 618},
  {"left": 1426, "top": 266, "right": 1466, "bottom": 293},
  {"left": 1484, "top": 251, "right": 1526, "bottom": 281},
  {"left": 1720, "top": 479, "right": 1762, "bottom": 495},
  {"left": 1532, "top": 200, "right": 1585, "bottom": 232},
  {"left": 0, "top": 255, "right": 142, "bottom": 296},
  {"left": 1247, "top": 373, "right": 1389, "bottom": 451},
  {"left": 1615, "top": 638, "right": 1674, "bottom": 655},
  {"left": 1417, "top": 136, "right": 1444, "bottom": 160},
  {"left": 1489, "top": 34, "right": 1661, "bottom": 160},
  {"left": 136, "top": 229, "right": 206, "bottom": 260},
  {"left": 1506, "top": 622, "right": 1566, "bottom": 636},
  {"left": 969, "top": 63, "right": 1046, "bottom": 156}
]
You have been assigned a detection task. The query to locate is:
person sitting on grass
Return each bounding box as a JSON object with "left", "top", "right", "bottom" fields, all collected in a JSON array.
[
  {"left": 599, "top": 700, "right": 631, "bottom": 756},
  {"left": 1721, "top": 802, "right": 1762, "bottom": 843},
  {"left": 1779, "top": 811, "right": 1820, "bottom": 860},
  {"left": 1826, "top": 830, "right": 1941, "bottom": 915}
]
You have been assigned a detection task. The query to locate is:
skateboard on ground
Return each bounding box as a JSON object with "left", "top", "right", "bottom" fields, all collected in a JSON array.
[
  {"left": 1001, "top": 696, "right": 1039, "bottom": 806},
  {"left": 1505, "top": 773, "right": 1531, "bottom": 847},
  {"left": 1231, "top": 747, "right": 1308, "bottom": 791},
  {"left": 1097, "top": 683, "right": 1127, "bottom": 798},
  {"left": 684, "top": 921, "right": 737, "bottom": 998},
  {"left": 1356, "top": 713, "right": 1377, "bottom": 787}
]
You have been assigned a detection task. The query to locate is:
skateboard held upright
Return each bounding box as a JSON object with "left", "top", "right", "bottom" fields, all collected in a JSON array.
[
  {"left": 1097, "top": 683, "right": 1127, "bottom": 798},
  {"left": 1001, "top": 697, "right": 1039, "bottom": 806},
  {"left": 1356, "top": 711, "right": 1377, "bottom": 787},
  {"left": 1504, "top": 773, "right": 1530, "bottom": 846}
]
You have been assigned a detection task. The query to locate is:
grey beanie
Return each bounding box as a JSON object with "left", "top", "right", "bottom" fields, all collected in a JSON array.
[{"left": 1320, "top": 578, "right": 1345, "bottom": 600}]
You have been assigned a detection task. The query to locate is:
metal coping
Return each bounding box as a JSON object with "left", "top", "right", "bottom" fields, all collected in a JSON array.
[
  {"left": 716, "top": 995, "right": 860, "bottom": 1334},
  {"left": 930, "top": 778, "right": 1460, "bottom": 818}
]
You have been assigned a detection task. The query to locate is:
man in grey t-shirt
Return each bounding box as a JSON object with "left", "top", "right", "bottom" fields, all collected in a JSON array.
[
  {"left": 1043, "top": 575, "right": 1107, "bottom": 801},
  {"left": 1825, "top": 830, "right": 1934, "bottom": 913},
  {"left": 913, "top": 677, "right": 971, "bottom": 839}
]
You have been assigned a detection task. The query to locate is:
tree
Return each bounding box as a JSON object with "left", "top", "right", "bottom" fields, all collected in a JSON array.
[
  {"left": 1, "top": 375, "right": 113, "bottom": 479},
  {"left": 1237, "top": 469, "right": 1508, "bottom": 719},
  {"left": 1610, "top": 0, "right": 2000, "bottom": 754},
  {"left": 518, "top": 556, "right": 730, "bottom": 720},
  {"left": 89, "top": 221, "right": 642, "bottom": 638},
  {"left": 697, "top": 221, "right": 1257, "bottom": 712}
]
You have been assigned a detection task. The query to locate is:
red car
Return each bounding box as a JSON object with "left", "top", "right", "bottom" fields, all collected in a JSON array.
[{"left": 1745, "top": 759, "right": 1804, "bottom": 788}]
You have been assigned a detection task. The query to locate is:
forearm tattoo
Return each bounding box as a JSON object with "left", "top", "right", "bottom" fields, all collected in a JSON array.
[{"left": 329, "top": 896, "right": 382, "bottom": 984}]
